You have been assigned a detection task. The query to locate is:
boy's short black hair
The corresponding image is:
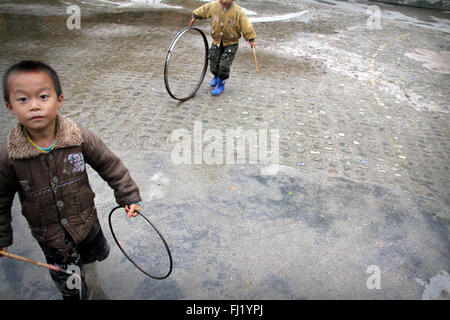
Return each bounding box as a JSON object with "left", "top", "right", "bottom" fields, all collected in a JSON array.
[{"left": 2, "top": 60, "right": 63, "bottom": 104}]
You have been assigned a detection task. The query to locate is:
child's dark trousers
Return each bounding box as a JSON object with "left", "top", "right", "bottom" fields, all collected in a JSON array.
[
  {"left": 209, "top": 42, "right": 239, "bottom": 80},
  {"left": 38, "top": 220, "right": 110, "bottom": 300}
]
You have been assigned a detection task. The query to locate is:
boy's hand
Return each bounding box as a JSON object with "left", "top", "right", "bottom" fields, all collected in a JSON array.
[
  {"left": 189, "top": 18, "right": 196, "bottom": 27},
  {"left": 125, "top": 204, "right": 142, "bottom": 218},
  {"left": 0, "top": 247, "right": 8, "bottom": 259}
]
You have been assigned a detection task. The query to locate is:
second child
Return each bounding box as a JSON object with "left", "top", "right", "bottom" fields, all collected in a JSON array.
[{"left": 190, "top": 0, "right": 256, "bottom": 96}]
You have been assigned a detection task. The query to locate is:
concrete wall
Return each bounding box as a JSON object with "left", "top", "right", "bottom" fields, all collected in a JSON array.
[{"left": 370, "top": 0, "right": 450, "bottom": 10}]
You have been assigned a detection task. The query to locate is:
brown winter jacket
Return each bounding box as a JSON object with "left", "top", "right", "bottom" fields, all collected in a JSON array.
[
  {"left": 0, "top": 115, "right": 141, "bottom": 249},
  {"left": 193, "top": 1, "right": 256, "bottom": 47}
]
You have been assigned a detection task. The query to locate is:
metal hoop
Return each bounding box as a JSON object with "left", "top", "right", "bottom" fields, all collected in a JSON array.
[
  {"left": 108, "top": 206, "right": 173, "bottom": 280},
  {"left": 164, "top": 27, "right": 209, "bottom": 102}
]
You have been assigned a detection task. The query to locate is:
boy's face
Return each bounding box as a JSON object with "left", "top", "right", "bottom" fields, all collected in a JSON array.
[
  {"left": 219, "top": 0, "right": 235, "bottom": 8},
  {"left": 5, "top": 71, "right": 63, "bottom": 134}
]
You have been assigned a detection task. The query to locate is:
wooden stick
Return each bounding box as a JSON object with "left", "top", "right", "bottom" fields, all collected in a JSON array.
[
  {"left": 1, "top": 250, "right": 84, "bottom": 299},
  {"left": 0, "top": 250, "right": 62, "bottom": 273},
  {"left": 252, "top": 47, "right": 260, "bottom": 73}
]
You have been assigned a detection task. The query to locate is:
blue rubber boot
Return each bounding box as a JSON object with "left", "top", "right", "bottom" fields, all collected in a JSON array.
[
  {"left": 210, "top": 75, "right": 218, "bottom": 87},
  {"left": 211, "top": 78, "right": 225, "bottom": 96}
]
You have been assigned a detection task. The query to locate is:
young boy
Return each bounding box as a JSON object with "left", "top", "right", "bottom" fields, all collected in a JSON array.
[
  {"left": 190, "top": 0, "right": 256, "bottom": 96},
  {"left": 0, "top": 60, "right": 142, "bottom": 300}
]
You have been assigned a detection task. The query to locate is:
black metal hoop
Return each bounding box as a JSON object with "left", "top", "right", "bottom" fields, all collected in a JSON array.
[
  {"left": 164, "top": 27, "right": 209, "bottom": 102},
  {"left": 108, "top": 206, "right": 173, "bottom": 280}
]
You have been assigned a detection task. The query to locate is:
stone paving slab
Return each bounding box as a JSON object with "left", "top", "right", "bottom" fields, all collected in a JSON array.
[
  {"left": 0, "top": 0, "right": 448, "bottom": 299},
  {"left": 0, "top": 150, "right": 448, "bottom": 299}
]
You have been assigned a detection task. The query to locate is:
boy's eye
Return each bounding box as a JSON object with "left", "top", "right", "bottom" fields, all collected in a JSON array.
[
  {"left": 40, "top": 94, "right": 49, "bottom": 100},
  {"left": 17, "top": 97, "right": 27, "bottom": 103}
]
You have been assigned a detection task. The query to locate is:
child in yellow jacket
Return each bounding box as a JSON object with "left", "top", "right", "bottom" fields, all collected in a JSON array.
[{"left": 190, "top": 0, "right": 256, "bottom": 96}]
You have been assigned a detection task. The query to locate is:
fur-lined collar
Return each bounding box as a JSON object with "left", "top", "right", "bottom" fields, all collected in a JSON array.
[{"left": 7, "top": 115, "right": 83, "bottom": 160}]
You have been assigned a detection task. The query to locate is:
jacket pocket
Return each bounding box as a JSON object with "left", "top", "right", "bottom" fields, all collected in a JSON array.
[{"left": 73, "top": 188, "right": 96, "bottom": 225}]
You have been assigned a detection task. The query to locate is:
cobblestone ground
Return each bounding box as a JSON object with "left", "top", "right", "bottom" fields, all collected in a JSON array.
[
  {"left": 1, "top": 0, "right": 448, "bottom": 208},
  {"left": 0, "top": 0, "right": 449, "bottom": 299}
]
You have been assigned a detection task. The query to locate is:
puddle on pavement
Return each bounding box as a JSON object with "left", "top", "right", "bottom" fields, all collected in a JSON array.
[
  {"left": 302, "top": 0, "right": 450, "bottom": 32},
  {"left": 404, "top": 48, "right": 450, "bottom": 74}
]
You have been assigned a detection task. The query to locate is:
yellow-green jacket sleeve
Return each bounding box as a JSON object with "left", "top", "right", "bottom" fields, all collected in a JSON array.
[
  {"left": 193, "top": 2, "right": 214, "bottom": 20},
  {"left": 238, "top": 11, "right": 256, "bottom": 41}
]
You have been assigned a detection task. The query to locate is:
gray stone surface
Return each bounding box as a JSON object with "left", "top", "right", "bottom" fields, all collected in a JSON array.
[
  {"left": 0, "top": 0, "right": 448, "bottom": 300},
  {"left": 373, "top": 0, "right": 450, "bottom": 10}
]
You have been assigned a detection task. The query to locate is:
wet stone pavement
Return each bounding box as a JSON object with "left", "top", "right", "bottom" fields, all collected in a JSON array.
[{"left": 0, "top": 0, "right": 449, "bottom": 300}]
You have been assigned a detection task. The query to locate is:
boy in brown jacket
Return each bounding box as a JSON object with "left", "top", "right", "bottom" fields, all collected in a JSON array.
[
  {"left": 0, "top": 60, "right": 142, "bottom": 300},
  {"left": 190, "top": 0, "right": 256, "bottom": 96}
]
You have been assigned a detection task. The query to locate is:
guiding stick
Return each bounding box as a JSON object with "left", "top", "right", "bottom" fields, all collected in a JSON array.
[
  {"left": 253, "top": 47, "right": 260, "bottom": 73},
  {"left": 0, "top": 250, "right": 64, "bottom": 273},
  {"left": 0, "top": 250, "right": 83, "bottom": 299}
]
